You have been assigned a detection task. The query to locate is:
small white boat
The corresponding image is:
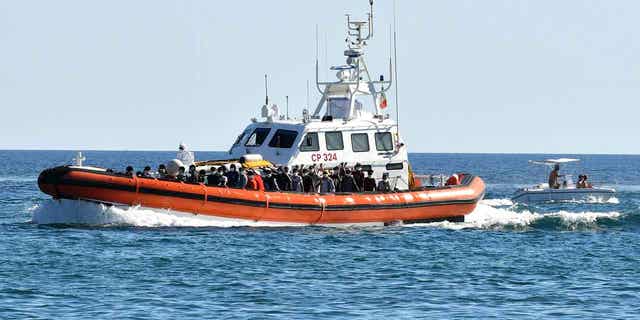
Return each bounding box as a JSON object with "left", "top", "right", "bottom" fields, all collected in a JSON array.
[{"left": 512, "top": 158, "right": 616, "bottom": 203}]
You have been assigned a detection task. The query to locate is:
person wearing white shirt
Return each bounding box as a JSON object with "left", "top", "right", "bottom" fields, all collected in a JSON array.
[{"left": 176, "top": 143, "right": 195, "bottom": 168}]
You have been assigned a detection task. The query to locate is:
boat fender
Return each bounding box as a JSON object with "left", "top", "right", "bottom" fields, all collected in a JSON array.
[{"left": 240, "top": 154, "right": 263, "bottom": 163}]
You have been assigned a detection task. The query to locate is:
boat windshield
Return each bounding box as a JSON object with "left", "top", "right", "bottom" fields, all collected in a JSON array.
[{"left": 326, "top": 98, "right": 350, "bottom": 119}]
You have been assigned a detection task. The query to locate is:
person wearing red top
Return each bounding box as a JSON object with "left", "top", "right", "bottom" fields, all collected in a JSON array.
[{"left": 253, "top": 171, "right": 265, "bottom": 191}]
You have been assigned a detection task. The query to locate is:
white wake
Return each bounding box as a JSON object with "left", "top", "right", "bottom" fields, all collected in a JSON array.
[
  {"left": 407, "top": 199, "right": 621, "bottom": 230},
  {"left": 30, "top": 199, "right": 303, "bottom": 228},
  {"left": 30, "top": 198, "right": 622, "bottom": 230}
]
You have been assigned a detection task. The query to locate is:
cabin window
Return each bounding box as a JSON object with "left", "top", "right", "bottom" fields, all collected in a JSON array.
[
  {"left": 245, "top": 128, "right": 271, "bottom": 147},
  {"left": 375, "top": 132, "right": 394, "bottom": 151},
  {"left": 386, "top": 162, "right": 404, "bottom": 170},
  {"left": 268, "top": 129, "right": 298, "bottom": 148},
  {"left": 325, "top": 131, "right": 344, "bottom": 151},
  {"left": 351, "top": 133, "right": 370, "bottom": 152},
  {"left": 299, "top": 132, "right": 320, "bottom": 152},
  {"left": 232, "top": 128, "right": 251, "bottom": 147}
]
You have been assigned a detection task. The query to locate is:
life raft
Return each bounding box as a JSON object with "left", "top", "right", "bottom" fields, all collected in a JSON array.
[{"left": 38, "top": 166, "right": 485, "bottom": 225}]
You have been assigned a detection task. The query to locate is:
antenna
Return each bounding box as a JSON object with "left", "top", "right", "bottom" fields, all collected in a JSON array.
[
  {"left": 264, "top": 74, "right": 269, "bottom": 105},
  {"left": 306, "top": 80, "right": 310, "bottom": 108},
  {"left": 393, "top": 0, "right": 400, "bottom": 133},
  {"left": 286, "top": 95, "right": 289, "bottom": 120}
]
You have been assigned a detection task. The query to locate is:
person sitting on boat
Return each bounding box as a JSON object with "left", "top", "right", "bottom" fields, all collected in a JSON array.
[
  {"left": 581, "top": 175, "right": 592, "bottom": 188},
  {"left": 225, "top": 164, "right": 240, "bottom": 188},
  {"left": 377, "top": 173, "right": 391, "bottom": 192},
  {"left": 340, "top": 169, "right": 360, "bottom": 193},
  {"left": 218, "top": 167, "right": 229, "bottom": 187},
  {"left": 263, "top": 169, "right": 280, "bottom": 191},
  {"left": 291, "top": 168, "right": 304, "bottom": 192},
  {"left": 176, "top": 143, "right": 195, "bottom": 168},
  {"left": 157, "top": 164, "right": 168, "bottom": 178},
  {"left": 246, "top": 171, "right": 258, "bottom": 190},
  {"left": 302, "top": 168, "right": 314, "bottom": 193},
  {"left": 445, "top": 174, "right": 460, "bottom": 186},
  {"left": 319, "top": 171, "right": 336, "bottom": 193},
  {"left": 198, "top": 170, "right": 206, "bottom": 183},
  {"left": 576, "top": 175, "right": 585, "bottom": 188},
  {"left": 236, "top": 167, "right": 248, "bottom": 189},
  {"left": 253, "top": 170, "right": 265, "bottom": 191},
  {"left": 276, "top": 166, "right": 292, "bottom": 191},
  {"left": 125, "top": 166, "right": 134, "bottom": 177},
  {"left": 206, "top": 167, "right": 221, "bottom": 186},
  {"left": 363, "top": 170, "right": 377, "bottom": 192},
  {"left": 331, "top": 167, "right": 342, "bottom": 192},
  {"left": 141, "top": 166, "right": 152, "bottom": 178},
  {"left": 548, "top": 164, "right": 562, "bottom": 189},
  {"left": 187, "top": 165, "right": 198, "bottom": 183},
  {"left": 176, "top": 166, "right": 187, "bottom": 182},
  {"left": 353, "top": 164, "right": 365, "bottom": 191}
]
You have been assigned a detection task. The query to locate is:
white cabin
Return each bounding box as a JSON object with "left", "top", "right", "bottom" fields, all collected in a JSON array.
[{"left": 228, "top": 1, "right": 410, "bottom": 190}]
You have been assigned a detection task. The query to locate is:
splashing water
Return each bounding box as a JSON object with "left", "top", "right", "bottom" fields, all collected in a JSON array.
[
  {"left": 30, "top": 199, "right": 303, "bottom": 228},
  {"left": 406, "top": 199, "right": 622, "bottom": 231},
  {"left": 30, "top": 198, "right": 623, "bottom": 231}
]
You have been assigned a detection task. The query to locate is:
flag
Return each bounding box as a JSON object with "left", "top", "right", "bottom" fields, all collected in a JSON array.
[{"left": 378, "top": 92, "right": 388, "bottom": 109}]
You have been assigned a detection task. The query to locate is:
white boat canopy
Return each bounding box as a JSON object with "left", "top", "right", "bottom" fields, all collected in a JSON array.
[{"left": 529, "top": 158, "right": 580, "bottom": 166}]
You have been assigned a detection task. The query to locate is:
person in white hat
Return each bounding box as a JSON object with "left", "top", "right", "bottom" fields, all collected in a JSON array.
[{"left": 176, "top": 142, "right": 195, "bottom": 168}]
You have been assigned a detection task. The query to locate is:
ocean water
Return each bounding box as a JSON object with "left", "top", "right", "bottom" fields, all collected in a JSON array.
[{"left": 1, "top": 150, "right": 639, "bottom": 319}]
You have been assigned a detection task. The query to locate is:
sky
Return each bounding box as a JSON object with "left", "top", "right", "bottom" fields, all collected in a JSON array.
[{"left": 1, "top": 0, "right": 638, "bottom": 154}]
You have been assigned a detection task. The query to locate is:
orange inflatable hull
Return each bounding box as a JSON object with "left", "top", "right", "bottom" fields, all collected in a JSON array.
[{"left": 38, "top": 166, "right": 485, "bottom": 225}]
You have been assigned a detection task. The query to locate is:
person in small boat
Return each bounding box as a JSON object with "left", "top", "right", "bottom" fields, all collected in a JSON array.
[
  {"left": 363, "top": 170, "right": 377, "bottom": 192},
  {"left": 319, "top": 171, "right": 336, "bottom": 193},
  {"left": 263, "top": 169, "right": 280, "bottom": 191},
  {"left": 176, "top": 143, "right": 195, "bottom": 168},
  {"left": 141, "top": 166, "right": 152, "bottom": 178},
  {"left": 218, "top": 166, "right": 229, "bottom": 187},
  {"left": 276, "top": 166, "right": 292, "bottom": 191},
  {"left": 187, "top": 165, "right": 198, "bottom": 183},
  {"left": 125, "top": 166, "right": 134, "bottom": 177},
  {"left": 353, "top": 164, "right": 365, "bottom": 191},
  {"left": 236, "top": 167, "right": 248, "bottom": 189},
  {"left": 302, "top": 168, "right": 314, "bottom": 193},
  {"left": 246, "top": 171, "right": 258, "bottom": 190},
  {"left": 198, "top": 170, "right": 207, "bottom": 183},
  {"left": 291, "top": 168, "right": 304, "bottom": 192},
  {"left": 206, "top": 166, "right": 221, "bottom": 186},
  {"left": 340, "top": 169, "right": 360, "bottom": 193},
  {"left": 331, "top": 166, "right": 342, "bottom": 192},
  {"left": 548, "top": 164, "right": 562, "bottom": 189},
  {"left": 253, "top": 169, "right": 265, "bottom": 191},
  {"left": 578, "top": 174, "right": 592, "bottom": 188},
  {"left": 445, "top": 174, "right": 459, "bottom": 186},
  {"left": 176, "top": 166, "right": 187, "bottom": 182},
  {"left": 157, "top": 164, "right": 168, "bottom": 178},
  {"left": 225, "top": 164, "right": 240, "bottom": 188},
  {"left": 377, "top": 172, "right": 391, "bottom": 192}
]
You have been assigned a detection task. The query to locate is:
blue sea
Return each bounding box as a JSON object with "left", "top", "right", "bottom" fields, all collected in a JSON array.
[{"left": 1, "top": 150, "right": 639, "bottom": 319}]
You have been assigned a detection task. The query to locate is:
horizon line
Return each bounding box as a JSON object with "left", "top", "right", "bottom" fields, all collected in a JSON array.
[{"left": 0, "top": 148, "right": 638, "bottom": 156}]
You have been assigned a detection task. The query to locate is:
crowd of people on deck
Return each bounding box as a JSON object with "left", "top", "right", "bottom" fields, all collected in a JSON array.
[{"left": 121, "top": 162, "right": 396, "bottom": 194}]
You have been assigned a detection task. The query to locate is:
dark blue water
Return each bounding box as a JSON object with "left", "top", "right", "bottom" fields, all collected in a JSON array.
[{"left": 1, "top": 151, "right": 639, "bottom": 319}]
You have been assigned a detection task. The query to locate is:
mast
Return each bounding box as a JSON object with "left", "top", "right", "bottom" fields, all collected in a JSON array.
[{"left": 313, "top": 0, "right": 394, "bottom": 119}]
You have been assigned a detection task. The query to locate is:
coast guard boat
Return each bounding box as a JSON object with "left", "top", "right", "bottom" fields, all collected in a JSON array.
[
  {"left": 37, "top": 1, "right": 485, "bottom": 226},
  {"left": 512, "top": 158, "right": 616, "bottom": 204}
]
